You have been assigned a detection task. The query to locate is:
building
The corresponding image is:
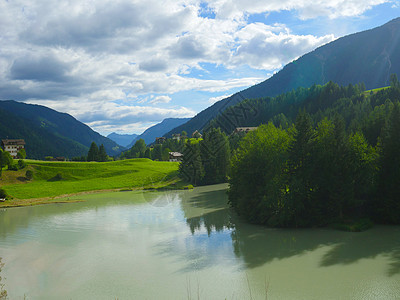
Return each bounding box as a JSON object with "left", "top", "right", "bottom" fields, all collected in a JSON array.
[
  {"left": 192, "top": 130, "right": 202, "bottom": 139},
  {"left": 1, "top": 139, "right": 25, "bottom": 159},
  {"left": 169, "top": 152, "right": 183, "bottom": 162},
  {"left": 155, "top": 137, "right": 166, "bottom": 144},
  {"left": 232, "top": 127, "right": 258, "bottom": 134},
  {"left": 172, "top": 133, "right": 181, "bottom": 141}
]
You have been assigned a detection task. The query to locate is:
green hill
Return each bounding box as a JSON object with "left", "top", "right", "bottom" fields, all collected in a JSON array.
[
  {"left": 0, "top": 159, "right": 179, "bottom": 204},
  {"left": 0, "top": 100, "right": 123, "bottom": 159}
]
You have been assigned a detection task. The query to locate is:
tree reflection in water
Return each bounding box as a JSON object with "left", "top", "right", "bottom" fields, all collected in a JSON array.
[{"left": 181, "top": 185, "right": 400, "bottom": 275}]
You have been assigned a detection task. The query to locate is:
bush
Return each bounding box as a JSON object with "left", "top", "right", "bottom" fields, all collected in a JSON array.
[
  {"left": 0, "top": 189, "right": 7, "bottom": 199},
  {"left": 18, "top": 159, "right": 27, "bottom": 169},
  {"left": 26, "top": 170, "right": 33, "bottom": 180},
  {"left": 8, "top": 164, "right": 19, "bottom": 171},
  {"left": 48, "top": 173, "right": 63, "bottom": 181}
]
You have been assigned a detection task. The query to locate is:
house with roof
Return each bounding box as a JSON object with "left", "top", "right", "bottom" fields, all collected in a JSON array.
[
  {"left": 232, "top": 127, "right": 258, "bottom": 135},
  {"left": 169, "top": 152, "right": 183, "bottom": 162},
  {"left": 1, "top": 139, "right": 26, "bottom": 159}
]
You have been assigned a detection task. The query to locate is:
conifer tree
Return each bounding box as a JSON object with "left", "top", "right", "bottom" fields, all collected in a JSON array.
[{"left": 87, "top": 142, "right": 99, "bottom": 161}]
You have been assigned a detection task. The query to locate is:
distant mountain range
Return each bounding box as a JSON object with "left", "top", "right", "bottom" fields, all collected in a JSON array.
[
  {"left": 166, "top": 18, "right": 400, "bottom": 137},
  {"left": 107, "top": 132, "right": 138, "bottom": 147},
  {"left": 0, "top": 100, "right": 123, "bottom": 159},
  {"left": 127, "top": 118, "right": 190, "bottom": 147}
]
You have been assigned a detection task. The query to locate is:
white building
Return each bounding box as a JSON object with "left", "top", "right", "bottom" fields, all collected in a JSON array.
[
  {"left": 169, "top": 152, "right": 183, "bottom": 162},
  {"left": 1, "top": 139, "right": 25, "bottom": 159}
]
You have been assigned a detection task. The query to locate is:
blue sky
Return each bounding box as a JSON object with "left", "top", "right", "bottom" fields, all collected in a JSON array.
[{"left": 0, "top": 0, "right": 399, "bottom": 135}]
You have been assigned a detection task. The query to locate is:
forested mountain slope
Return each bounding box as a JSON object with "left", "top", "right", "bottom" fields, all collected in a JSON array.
[
  {"left": 167, "top": 17, "right": 400, "bottom": 137},
  {"left": 0, "top": 100, "right": 122, "bottom": 158}
]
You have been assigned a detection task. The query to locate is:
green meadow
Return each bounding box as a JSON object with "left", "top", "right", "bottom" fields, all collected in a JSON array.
[{"left": 0, "top": 159, "right": 180, "bottom": 207}]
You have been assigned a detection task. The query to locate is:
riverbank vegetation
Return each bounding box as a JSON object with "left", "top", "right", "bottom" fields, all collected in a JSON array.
[
  {"left": 0, "top": 159, "right": 179, "bottom": 207},
  {"left": 228, "top": 76, "right": 400, "bottom": 227}
]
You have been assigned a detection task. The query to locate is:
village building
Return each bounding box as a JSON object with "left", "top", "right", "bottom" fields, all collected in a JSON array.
[
  {"left": 155, "top": 137, "right": 166, "bottom": 144},
  {"left": 232, "top": 127, "right": 258, "bottom": 135},
  {"left": 172, "top": 133, "right": 181, "bottom": 141},
  {"left": 169, "top": 152, "right": 183, "bottom": 162},
  {"left": 1, "top": 139, "right": 25, "bottom": 159},
  {"left": 192, "top": 130, "right": 202, "bottom": 139}
]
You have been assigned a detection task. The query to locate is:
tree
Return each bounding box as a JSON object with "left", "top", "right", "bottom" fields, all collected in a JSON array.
[
  {"left": 17, "top": 148, "right": 26, "bottom": 159},
  {"left": 0, "top": 151, "right": 13, "bottom": 172},
  {"left": 228, "top": 123, "right": 292, "bottom": 225},
  {"left": 152, "top": 144, "right": 163, "bottom": 161},
  {"left": 87, "top": 142, "right": 99, "bottom": 161},
  {"left": 179, "top": 140, "right": 204, "bottom": 185},
  {"left": 144, "top": 148, "right": 151, "bottom": 159},
  {"left": 126, "top": 139, "right": 146, "bottom": 158},
  {"left": 376, "top": 102, "right": 400, "bottom": 223},
  {"left": 98, "top": 144, "right": 108, "bottom": 162},
  {"left": 200, "top": 128, "right": 230, "bottom": 184},
  {"left": 390, "top": 73, "right": 400, "bottom": 89},
  {"left": 18, "top": 159, "right": 26, "bottom": 169},
  {"left": 161, "top": 147, "right": 170, "bottom": 161},
  {"left": 26, "top": 170, "right": 33, "bottom": 180},
  {"left": 286, "top": 112, "right": 315, "bottom": 226}
]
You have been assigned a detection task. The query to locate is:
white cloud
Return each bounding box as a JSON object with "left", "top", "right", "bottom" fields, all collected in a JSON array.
[
  {"left": 149, "top": 95, "right": 172, "bottom": 104},
  {"left": 232, "top": 22, "right": 335, "bottom": 69},
  {"left": 0, "top": 0, "right": 390, "bottom": 134},
  {"left": 206, "top": 0, "right": 390, "bottom": 20},
  {"left": 209, "top": 94, "right": 233, "bottom": 104}
]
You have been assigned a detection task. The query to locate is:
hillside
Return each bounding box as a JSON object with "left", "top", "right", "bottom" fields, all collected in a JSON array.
[
  {"left": 166, "top": 18, "right": 400, "bottom": 136},
  {"left": 128, "top": 117, "right": 190, "bottom": 147},
  {"left": 0, "top": 100, "right": 123, "bottom": 158}
]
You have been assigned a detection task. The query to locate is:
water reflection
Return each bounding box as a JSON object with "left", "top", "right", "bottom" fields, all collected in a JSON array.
[{"left": 181, "top": 185, "right": 400, "bottom": 276}]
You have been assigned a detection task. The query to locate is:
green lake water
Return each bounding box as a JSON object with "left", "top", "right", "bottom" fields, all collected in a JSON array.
[{"left": 0, "top": 184, "right": 399, "bottom": 299}]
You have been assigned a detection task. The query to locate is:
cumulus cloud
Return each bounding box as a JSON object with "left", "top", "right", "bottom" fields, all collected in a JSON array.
[
  {"left": 232, "top": 23, "right": 335, "bottom": 69},
  {"left": 26, "top": 99, "right": 195, "bottom": 134},
  {"left": 206, "top": 0, "right": 390, "bottom": 20},
  {"left": 0, "top": 0, "right": 389, "bottom": 134}
]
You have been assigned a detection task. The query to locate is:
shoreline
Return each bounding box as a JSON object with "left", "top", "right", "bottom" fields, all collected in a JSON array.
[{"left": 0, "top": 180, "right": 194, "bottom": 209}]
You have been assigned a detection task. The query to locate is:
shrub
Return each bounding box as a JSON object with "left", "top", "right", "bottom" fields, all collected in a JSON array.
[
  {"left": 8, "top": 164, "right": 19, "bottom": 171},
  {"left": 18, "top": 159, "right": 27, "bottom": 169},
  {"left": 48, "top": 173, "right": 63, "bottom": 181},
  {"left": 0, "top": 189, "right": 7, "bottom": 199},
  {"left": 26, "top": 170, "right": 33, "bottom": 180}
]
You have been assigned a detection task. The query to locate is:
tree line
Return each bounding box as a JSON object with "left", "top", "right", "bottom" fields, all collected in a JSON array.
[{"left": 228, "top": 77, "right": 400, "bottom": 227}]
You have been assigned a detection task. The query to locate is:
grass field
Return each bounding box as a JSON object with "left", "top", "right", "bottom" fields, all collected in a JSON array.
[
  {"left": 0, "top": 159, "right": 180, "bottom": 207},
  {"left": 363, "top": 86, "right": 390, "bottom": 95}
]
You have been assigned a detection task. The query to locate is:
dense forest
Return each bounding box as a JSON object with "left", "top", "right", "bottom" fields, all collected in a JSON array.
[{"left": 226, "top": 76, "right": 400, "bottom": 227}]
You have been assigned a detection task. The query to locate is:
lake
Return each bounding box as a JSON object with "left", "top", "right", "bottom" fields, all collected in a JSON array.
[{"left": 0, "top": 184, "right": 399, "bottom": 299}]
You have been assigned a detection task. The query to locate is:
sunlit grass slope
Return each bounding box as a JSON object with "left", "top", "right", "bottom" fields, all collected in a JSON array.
[{"left": 1, "top": 159, "right": 179, "bottom": 200}]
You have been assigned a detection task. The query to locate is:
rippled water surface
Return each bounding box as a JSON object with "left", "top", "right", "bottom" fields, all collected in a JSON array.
[{"left": 0, "top": 184, "right": 399, "bottom": 299}]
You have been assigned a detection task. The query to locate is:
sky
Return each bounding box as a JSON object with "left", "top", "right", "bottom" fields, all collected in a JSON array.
[{"left": 0, "top": 0, "right": 400, "bottom": 135}]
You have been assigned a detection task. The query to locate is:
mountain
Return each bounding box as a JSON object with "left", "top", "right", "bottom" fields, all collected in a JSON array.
[
  {"left": 166, "top": 18, "right": 400, "bottom": 136},
  {"left": 107, "top": 132, "right": 138, "bottom": 147},
  {"left": 127, "top": 118, "right": 191, "bottom": 147},
  {"left": 0, "top": 100, "right": 123, "bottom": 159}
]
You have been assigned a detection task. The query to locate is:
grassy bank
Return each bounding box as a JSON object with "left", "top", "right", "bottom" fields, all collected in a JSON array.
[{"left": 0, "top": 159, "right": 181, "bottom": 207}]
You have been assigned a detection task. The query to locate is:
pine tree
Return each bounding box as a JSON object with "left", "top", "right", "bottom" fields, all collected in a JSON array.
[
  {"left": 87, "top": 142, "right": 99, "bottom": 161},
  {"left": 377, "top": 102, "right": 400, "bottom": 223},
  {"left": 98, "top": 144, "right": 108, "bottom": 162}
]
